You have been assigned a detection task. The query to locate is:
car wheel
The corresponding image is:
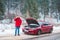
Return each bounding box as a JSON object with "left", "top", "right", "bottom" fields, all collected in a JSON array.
[
  {"left": 49, "top": 28, "right": 53, "bottom": 33},
  {"left": 37, "top": 30, "right": 41, "bottom": 35}
]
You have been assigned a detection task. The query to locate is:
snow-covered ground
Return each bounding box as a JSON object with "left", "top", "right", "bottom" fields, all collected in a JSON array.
[
  {"left": 0, "top": 23, "right": 23, "bottom": 36},
  {"left": 53, "top": 26, "right": 60, "bottom": 33},
  {"left": 38, "top": 17, "right": 60, "bottom": 26}
]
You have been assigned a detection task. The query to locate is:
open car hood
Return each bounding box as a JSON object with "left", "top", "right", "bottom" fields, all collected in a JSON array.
[{"left": 26, "top": 18, "right": 39, "bottom": 25}]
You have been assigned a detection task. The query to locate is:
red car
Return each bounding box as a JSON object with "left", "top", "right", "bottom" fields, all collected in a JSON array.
[{"left": 22, "top": 18, "right": 53, "bottom": 35}]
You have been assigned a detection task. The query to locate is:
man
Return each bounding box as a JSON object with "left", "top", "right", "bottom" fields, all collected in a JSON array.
[{"left": 14, "top": 16, "right": 22, "bottom": 36}]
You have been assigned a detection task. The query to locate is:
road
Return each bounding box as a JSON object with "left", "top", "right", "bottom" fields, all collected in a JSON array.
[{"left": 24, "top": 33, "right": 60, "bottom": 40}]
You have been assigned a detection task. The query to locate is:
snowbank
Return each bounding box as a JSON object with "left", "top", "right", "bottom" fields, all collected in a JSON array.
[{"left": 0, "top": 23, "right": 23, "bottom": 36}]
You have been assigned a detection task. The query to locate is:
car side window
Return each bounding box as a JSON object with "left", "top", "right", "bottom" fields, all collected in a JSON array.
[{"left": 43, "top": 24, "right": 49, "bottom": 26}]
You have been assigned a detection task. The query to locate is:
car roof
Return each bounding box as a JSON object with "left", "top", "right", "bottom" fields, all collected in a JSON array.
[{"left": 38, "top": 22, "right": 50, "bottom": 25}]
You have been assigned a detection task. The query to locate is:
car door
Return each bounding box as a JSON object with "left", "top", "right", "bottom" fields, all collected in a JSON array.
[{"left": 41, "top": 24, "right": 49, "bottom": 32}]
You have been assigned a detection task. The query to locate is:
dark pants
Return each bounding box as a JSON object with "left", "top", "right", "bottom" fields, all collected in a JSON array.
[{"left": 15, "top": 27, "right": 20, "bottom": 36}]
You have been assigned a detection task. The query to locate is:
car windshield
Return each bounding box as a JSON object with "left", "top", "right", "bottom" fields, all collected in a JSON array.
[{"left": 28, "top": 24, "right": 39, "bottom": 28}]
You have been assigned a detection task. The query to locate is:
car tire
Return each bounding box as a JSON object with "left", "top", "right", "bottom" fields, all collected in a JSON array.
[
  {"left": 49, "top": 28, "right": 53, "bottom": 33},
  {"left": 37, "top": 30, "right": 41, "bottom": 35}
]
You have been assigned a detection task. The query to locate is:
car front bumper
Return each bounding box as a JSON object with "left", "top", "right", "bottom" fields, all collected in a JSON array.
[{"left": 23, "top": 29, "right": 37, "bottom": 35}]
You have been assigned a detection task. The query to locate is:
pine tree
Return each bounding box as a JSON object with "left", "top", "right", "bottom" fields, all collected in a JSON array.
[
  {"left": 20, "top": 0, "right": 39, "bottom": 19},
  {"left": 0, "top": 0, "right": 5, "bottom": 20},
  {"left": 37, "top": 0, "right": 49, "bottom": 20}
]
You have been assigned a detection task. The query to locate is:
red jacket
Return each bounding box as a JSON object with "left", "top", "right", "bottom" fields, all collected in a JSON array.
[{"left": 14, "top": 17, "right": 22, "bottom": 27}]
